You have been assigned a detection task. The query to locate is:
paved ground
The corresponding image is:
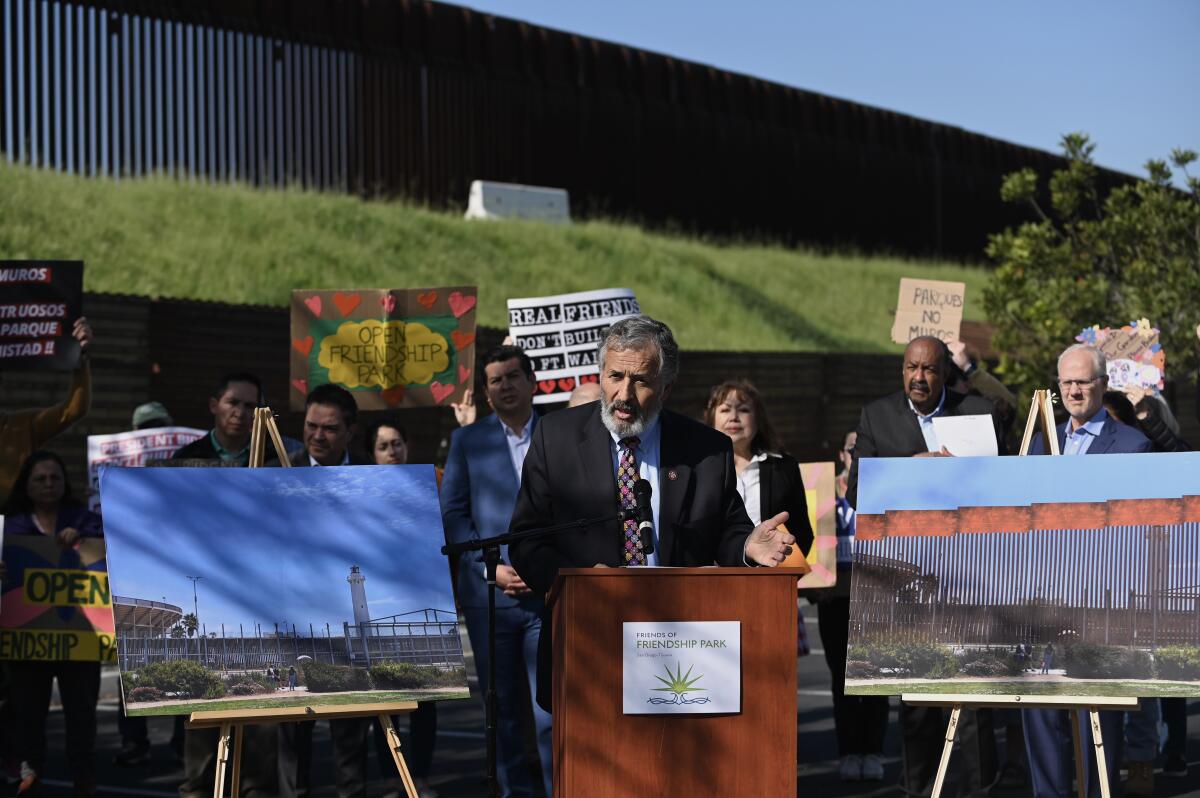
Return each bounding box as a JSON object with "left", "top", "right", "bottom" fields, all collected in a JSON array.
[{"left": 29, "top": 605, "right": 1200, "bottom": 796}]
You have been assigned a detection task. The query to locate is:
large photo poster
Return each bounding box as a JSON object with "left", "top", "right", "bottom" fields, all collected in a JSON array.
[
  {"left": 99, "top": 465, "right": 469, "bottom": 716},
  {"left": 507, "top": 288, "right": 641, "bottom": 404},
  {"left": 847, "top": 453, "right": 1200, "bottom": 697}
]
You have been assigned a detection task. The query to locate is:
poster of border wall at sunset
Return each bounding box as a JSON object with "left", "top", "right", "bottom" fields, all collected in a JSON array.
[
  {"left": 99, "top": 465, "right": 469, "bottom": 716},
  {"left": 846, "top": 453, "right": 1200, "bottom": 698}
]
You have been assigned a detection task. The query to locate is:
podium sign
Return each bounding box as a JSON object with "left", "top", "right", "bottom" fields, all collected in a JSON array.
[{"left": 622, "top": 621, "right": 740, "bottom": 714}]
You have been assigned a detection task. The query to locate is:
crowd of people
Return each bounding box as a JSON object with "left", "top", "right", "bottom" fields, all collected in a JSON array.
[{"left": 0, "top": 312, "right": 1196, "bottom": 798}]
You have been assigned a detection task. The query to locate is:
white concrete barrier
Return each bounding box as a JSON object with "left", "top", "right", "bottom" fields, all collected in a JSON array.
[{"left": 464, "top": 180, "right": 571, "bottom": 223}]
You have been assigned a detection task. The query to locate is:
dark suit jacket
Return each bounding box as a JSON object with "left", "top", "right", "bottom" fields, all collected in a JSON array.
[
  {"left": 509, "top": 403, "right": 755, "bottom": 711},
  {"left": 758, "top": 453, "right": 814, "bottom": 558},
  {"left": 439, "top": 412, "right": 543, "bottom": 610},
  {"left": 847, "top": 389, "right": 1005, "bottom": 509},
  {"left": 284, "top": 448, "right": 371, "bottom": 467},
  {"left": 1030, "top": 413, "right": 1152, "bottom": 456},
  {"left": 509, "top": 404, "right": 755, "bottom": 598}
]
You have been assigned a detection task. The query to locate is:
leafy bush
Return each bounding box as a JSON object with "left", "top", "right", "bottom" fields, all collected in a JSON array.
[
  {"left": 301, "top": 661, "right": 373, "bottom": 693},
  {"left": 961, "top": 659, "right": 1009, "bottom": 677},
  {"left": 127, "top": 686, "right": 164, "bottom": 703},
  {"left": 227, "top": 672, "right": 276, "bottom": 690},
  {"left": 1154, "top": 647, "right": 1200, "bottom": 681},
  {"left": 846, "top": 660, "right": 880, "bottom": 678},
  {"left": 136, "top": 661, "right": 225, "bottom": 699},
  {"left": 959, "top": 649, "right": 1024, "bottom": 678},
  {"left": 855, "top": 642, "right": 958, "bottom": 678},
  {"left": 228, "top": 682, "right": 268, "bottom": 696},
  {"left": 370, "top": 662, "right": 435, "bottom": 690},
  {"left": 1064, "top": 644, "right": 1154, "bottom": 679}
]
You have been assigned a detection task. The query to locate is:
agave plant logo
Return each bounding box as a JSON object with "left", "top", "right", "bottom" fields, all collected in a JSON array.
[{"left": 647, "top": 661, "right": 711, "bottom": 705}]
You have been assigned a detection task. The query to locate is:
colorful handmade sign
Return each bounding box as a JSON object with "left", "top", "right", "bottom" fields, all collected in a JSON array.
[
  {"left": 290, "top": 287, "right": 477, "bottom": 410},
  {"left": 0, "top": 534, "right": 116, "bottom": 662},
  {"left": 1075, "top": 319, "right": 1165, "bottom": 391},
  {"left": 0, "top": 260, "right": 84, "bottom": 370}
]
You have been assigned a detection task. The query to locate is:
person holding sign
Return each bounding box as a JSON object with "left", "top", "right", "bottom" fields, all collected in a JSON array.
[
  {"left": 0, "top": 317, "right": 93, "bottom": 507},
  {"left": 0, "top": 451, "right": 103, "bottom": 797},
  {"left": 509, "top": 316, "right": 796, "bottom": 711}
]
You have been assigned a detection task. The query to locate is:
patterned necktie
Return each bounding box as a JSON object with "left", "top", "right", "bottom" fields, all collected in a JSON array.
[{"left": 618, "top": 437, "right": 645, "bottom": 565}]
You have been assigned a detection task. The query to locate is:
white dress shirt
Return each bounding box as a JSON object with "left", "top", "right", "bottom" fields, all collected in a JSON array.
[
  {"left": 907, "top": 388, "right": 947, "bottom": 452},
  {"left": 502, "top": 414, "right": 535, "bottom": 478},
  {"left": 734, "top": 452, "right": 772, "bottom": 526}
]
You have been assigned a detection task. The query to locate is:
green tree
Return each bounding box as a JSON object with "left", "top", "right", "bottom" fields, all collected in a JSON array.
[
  {"left": 182, "top": 612, "right": 199, "bottom": 638},
  {"left": 983, "top": 133, "right": 1200, "bottom": 407}
]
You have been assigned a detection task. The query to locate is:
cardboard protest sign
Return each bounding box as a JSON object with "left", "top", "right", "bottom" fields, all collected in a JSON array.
[
  {"left": 889, "top": 278, "right": 965, "bottom": 345},
  {"left": 1076, "top": 319, "right": 1165, "bottom": 391},
  {"left": 507, "top": 288, "right": 641, "bottom": 404},
  {"left": 0, "top": 533, "right": 116, "bottom": 662},
  {"left": 100, "top": 465, "right": 470, "bottom": 716},
  {"left": 0, "top": 260, "right": 84, "bottom": 370},
  {"left": 848, "top": 453, "right": 1200, "bottom": 697},
  {"left": 86, "top": 428, "right": 205, "bottom": 512},
  {"left": 781, "top": 461, "right": 838, "bottom": 589},
  {"left": 290, "top": 287, "right": 477, "bottom": 411}
]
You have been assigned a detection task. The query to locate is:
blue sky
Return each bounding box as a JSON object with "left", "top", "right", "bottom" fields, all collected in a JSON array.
[
  {"left": 99, "top": 466, "right": 454, "bottom": 633},
  {"left": 458, "top": 1, "right": 1198, "bottom": 181},
  {"left": 858, "top": 452, "right": 1200, "bottom": 514}
]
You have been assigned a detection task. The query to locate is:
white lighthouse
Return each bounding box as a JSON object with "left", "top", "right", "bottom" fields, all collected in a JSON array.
[{"left": 347, "top": 565, "right": 372, "bottom": 637}]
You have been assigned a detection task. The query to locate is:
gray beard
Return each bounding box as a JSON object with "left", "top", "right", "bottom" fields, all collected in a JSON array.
[{"left": 600, "top": 398, "right": 659, "bottom": 440}]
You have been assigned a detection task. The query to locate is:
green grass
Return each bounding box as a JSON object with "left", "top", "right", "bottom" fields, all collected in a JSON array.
[
  {"left": 129, "top": 689, "right": 470, "bottom": 717},
  {"left": 0, "top": 159, "right": 990, "bottom": 352},
  {"left": 847, "top": 680, "right": 1200, "bottom": 698}
]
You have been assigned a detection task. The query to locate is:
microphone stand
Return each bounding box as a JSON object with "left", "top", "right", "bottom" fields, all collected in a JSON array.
[{"left": 442, "top": 512, "right": 627, "bottom": 798}]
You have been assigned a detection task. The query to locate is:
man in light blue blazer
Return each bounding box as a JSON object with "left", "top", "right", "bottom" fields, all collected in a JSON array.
[
  {"left": 441, "top": 345, "right": 552, "bottom": 797},
  {"left": 1025, "top": 343, "right": 1153, "bottom": 798}
]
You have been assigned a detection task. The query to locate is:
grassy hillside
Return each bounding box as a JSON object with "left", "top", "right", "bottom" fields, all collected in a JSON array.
[{"left": 0, "top": 160, "right": 991, "bottom": 352}]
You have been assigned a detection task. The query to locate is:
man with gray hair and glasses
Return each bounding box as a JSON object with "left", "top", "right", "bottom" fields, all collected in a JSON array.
[
  {"left": 1025, "top": 342, "right": 1153, "bottom": 798},
  {"left": 510, "top": 315, "right": 796, "bottom": 711}
]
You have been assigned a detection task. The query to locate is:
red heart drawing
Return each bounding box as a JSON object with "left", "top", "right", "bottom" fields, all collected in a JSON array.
[
  {"left": 448, "top": 291, "right": 476, "bottom": 319},
  {"left": 451, "top": 330, "right": 476, "bottom": 350},
  {"left": 380, "top": 294, "right": 397, "bottom": 314},
  {"left": 430, "top": 381, "right": 456, "bottom": 404},
  {"left": 303, "top": 296, "right": 322, "bottom": 317},
  {"left": 557, "top": 378, "right": 576, "bottom": 392},
  {"left": 537, "top": 380, "right": 557, "bottom": 394},
  {"left": 333, "top": 292, "right": 361, "bottom": 317},
  {"left": 579, "top": 374, "right": 599, "bottom": 385},
  {"left": 458, "top": 364, "right": 471, "bottom": 384},
  {"left": 381, "top": 385, "right": 406, "bottom": 407},
  {"left": 417, "top": 291, "right": 438, "bottom": 310},
  {"left": 292, "top": 336, "right": 314, "bottom": 357},
  {"left": 291, "top": 379, "right": 308, "bottom": 395}
]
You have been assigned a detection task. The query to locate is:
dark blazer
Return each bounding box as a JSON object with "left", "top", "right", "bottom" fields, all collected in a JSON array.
[
  {"left": 439, "top": 412, "right": 542, "bottom": 610},
  {"left": 509, "top": 403, "right": 755, "bottom": 598},
  {"left": 757, "top": 453, "right": 814, "bottom": 559},
  {"left": 1030, "top": 413, "right": 1152, "bottom": 456},
  {"left": 847, "top": 389, "right": 1005, "bottom": 509},
  {"left": 285, "top": 448, "right": 371, "bottom": 467},
  {"left": 509, "top": 403, "right": 755, "bottom": 711}
]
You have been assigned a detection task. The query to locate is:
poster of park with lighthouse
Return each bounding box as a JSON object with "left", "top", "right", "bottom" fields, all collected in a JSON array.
[
  {"left": 846, "top": 452, "right": 1200, "bottom": 698},
  {"left": 99, "top": 465, "right": 469, "bottom": 716}
]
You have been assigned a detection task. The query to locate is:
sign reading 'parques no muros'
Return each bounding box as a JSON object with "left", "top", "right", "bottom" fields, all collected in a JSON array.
[{"left": 622, "top": 621, "right": 741, "bottom": 715}]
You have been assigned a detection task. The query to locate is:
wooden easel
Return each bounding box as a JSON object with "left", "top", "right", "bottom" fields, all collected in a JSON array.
[
  {"left": 187, "top": 407, "right": 423, "bottom": 798},
  {"left": 920, "top": 389, "right": 1138, "bottom": 798}
]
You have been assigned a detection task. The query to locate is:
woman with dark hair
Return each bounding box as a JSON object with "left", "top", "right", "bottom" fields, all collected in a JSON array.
[
  {"left": 364, "top": 417, "right": 439, "bottom": 790},
  {"left": 704, "top": 379, "right": 813, "bottom": 556},
  {"left": 0, "top": 451, "right": 103, "bottom": 796}
]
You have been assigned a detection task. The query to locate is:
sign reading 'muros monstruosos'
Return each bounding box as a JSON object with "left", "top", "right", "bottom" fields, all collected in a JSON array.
[{"left": 622, "top": 621, "right": 741, "bottom": 715}]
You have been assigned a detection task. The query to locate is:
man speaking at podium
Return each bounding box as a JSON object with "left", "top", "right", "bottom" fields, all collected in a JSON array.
[{"left": 509, "top": 315, "right": 796, "bottom": 710}]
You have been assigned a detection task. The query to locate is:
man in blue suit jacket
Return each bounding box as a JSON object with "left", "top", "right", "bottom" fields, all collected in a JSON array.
[
  {"left": 441, "top": 345, "right": 552, "bottom": 798},
  {"left": 1025, "top": 343, "right": 1153, "bottom": 798}
]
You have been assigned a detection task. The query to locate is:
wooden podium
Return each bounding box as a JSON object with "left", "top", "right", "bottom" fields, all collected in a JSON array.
[{"left": 549, "top": 567, "right": 804, "bottom": 797}]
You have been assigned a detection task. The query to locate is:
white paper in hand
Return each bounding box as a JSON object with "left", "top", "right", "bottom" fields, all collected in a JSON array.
[{"left": 931, "top": 414, "right": 998, "bottom": 457}]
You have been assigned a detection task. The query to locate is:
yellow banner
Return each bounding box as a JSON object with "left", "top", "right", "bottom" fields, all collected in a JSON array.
[
  {"left": 0, "top": 628, "right": 117, "bottom": 662},
  {"left": 22, "top": 568, "right": 111, "bottom": 608}
]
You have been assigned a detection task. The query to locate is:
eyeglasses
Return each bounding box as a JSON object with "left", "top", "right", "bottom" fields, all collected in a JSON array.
[{"left": 1057, "top": 378, "right": 1102, "bottom": 390}]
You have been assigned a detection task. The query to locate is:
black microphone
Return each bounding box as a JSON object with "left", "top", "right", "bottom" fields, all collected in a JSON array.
[{"left": 633, "top": 479, "right": 655, "bottom": 555}]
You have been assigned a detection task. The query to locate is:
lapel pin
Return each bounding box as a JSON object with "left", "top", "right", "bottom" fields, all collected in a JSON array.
[{"left": 667, "top": 469, "right": 678, "bottom": 481}]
